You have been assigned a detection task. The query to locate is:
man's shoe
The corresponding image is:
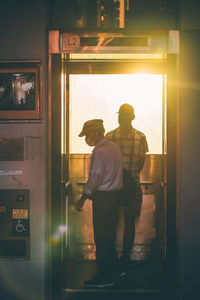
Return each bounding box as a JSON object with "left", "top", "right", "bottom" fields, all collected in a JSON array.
[
  {"left": 118, "top": 271, "right": 126, "bottom": 278},
  {"left": 84, "top": 273, "right": 114, "bottom": 288},
  {"left": 112, "top": 270, "right": 126, "bottom": 283}
]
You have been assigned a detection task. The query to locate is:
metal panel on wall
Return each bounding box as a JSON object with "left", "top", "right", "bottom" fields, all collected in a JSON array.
[{"left": 0, "top": 189, "right": 30, "bottom": 259}]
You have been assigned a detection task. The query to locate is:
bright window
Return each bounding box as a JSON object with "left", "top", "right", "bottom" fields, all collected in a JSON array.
[{"left": 69, "top": 74, "right": 163, "bottom": 154}]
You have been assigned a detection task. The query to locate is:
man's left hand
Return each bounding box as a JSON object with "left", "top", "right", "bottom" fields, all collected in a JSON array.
[{"left": 75, "top": 194, "right": 87, "bottom": 212}]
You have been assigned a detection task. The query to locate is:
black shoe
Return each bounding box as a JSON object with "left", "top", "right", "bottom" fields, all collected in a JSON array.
[
  {"left": 118, "top": 270, "right": 126, "bottom": 277},
  {"left": 112, "top": 268, "right": 127, "bottom": 282},
  {"left": 84, "top": 273, "right": 114, "bottom": 288}
]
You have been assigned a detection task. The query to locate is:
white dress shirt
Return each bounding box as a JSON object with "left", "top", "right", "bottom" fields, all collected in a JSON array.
[{"left": 84, "top": 138, "right": 123, "bottom": 196}]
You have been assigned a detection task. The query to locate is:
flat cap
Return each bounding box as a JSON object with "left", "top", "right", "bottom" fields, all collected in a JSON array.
[{"left": 79, "top": 119, "right": 104, "bottom": 137}]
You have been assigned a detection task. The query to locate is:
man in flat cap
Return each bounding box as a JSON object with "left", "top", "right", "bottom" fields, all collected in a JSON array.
[
  {"left": 106, "top": 103, "right": 148, "bottom": 268},
  {"left": 76, "top": 119, "right": 123, "bottom": 288}
]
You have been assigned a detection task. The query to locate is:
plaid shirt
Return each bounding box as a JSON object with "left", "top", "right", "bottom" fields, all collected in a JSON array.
[{"left": 106, "top": 127, "right": 149, "bottom": 183}]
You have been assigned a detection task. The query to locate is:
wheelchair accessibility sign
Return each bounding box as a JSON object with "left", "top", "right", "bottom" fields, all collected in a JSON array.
[{"left": 12, "top": 219, "right": 29, "bottom": 236}]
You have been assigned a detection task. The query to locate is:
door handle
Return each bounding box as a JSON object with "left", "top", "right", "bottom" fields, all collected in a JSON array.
[
  {"left": 77, "top": 181, "right": 87, "bottom": 185},
  {"left": 140, "top": 181, "right": 154, "bottom": 186}
]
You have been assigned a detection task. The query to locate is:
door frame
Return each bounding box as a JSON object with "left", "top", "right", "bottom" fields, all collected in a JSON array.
[{"left": 47, "top": 53, "right": 178, "bottom": 298}]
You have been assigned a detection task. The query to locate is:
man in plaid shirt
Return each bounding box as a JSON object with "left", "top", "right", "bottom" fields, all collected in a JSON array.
[{"left": 106, "top": 103, "right": 149, "bottom": 265}]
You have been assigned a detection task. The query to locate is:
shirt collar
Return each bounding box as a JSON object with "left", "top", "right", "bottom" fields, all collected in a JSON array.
[{"left": 94, "top": 137, "right": 107, "bottom": 149}]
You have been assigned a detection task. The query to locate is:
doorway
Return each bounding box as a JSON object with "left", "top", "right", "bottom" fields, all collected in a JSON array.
[
  {"left": 49, "top": 53, "right": 177, "bottom": 295},
  {"left": 67, "top": 72, "right": 164, "bottom": 258}
]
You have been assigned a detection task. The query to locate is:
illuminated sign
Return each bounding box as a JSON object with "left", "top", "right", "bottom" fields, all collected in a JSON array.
[
  {"left": 49, "top": 30, "right": 179, "bottom": 54},
  {"left": 61, "top": 34, "right": 80, "bottom": 50},
  {"left": 12, "top": 209, "right": 29, "bottom": 219}
]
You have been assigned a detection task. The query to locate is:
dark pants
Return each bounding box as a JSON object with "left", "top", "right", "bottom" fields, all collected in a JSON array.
[
  {"left": 121, "top": 184, "right": 142, "bottom": 258},
  {"left": 123, "top": 207, "right": 135, "bottom": 258},
  {"left": 92, "top": 191, "right": 120, "bottom": 277}
]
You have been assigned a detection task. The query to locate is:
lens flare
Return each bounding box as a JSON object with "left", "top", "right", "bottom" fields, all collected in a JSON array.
[{"left": 50, "top": 224, "right": 68, "bottom": 244}]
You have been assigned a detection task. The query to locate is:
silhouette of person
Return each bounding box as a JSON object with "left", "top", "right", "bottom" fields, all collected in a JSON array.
[
  {"left": 106, "top": 103, "right": 149, "bottom": 266},
  {"left": 75, "top": 119, "right": 123, "bottom": 287}
]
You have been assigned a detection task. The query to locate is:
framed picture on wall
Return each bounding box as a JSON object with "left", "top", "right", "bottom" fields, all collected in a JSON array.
[{"left": 0, "top": 61, "right": 41, "bottom": 120}]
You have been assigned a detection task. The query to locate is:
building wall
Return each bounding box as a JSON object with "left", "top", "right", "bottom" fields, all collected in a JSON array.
[
  {"left": 179, "top": 1, "right": 200, "bottom": 299},
  {"left": 0, "top": 1, "right": 48, "bottom": 300}
]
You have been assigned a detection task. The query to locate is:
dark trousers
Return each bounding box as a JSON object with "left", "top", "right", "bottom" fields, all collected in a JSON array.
[
  {"left": 123, "top": 208, "right": 135, "bottom": 258},
  {"left": 121, "top": 184, "right": 142, "bottom": 258},
  {"left": 92, "top": 191, "right": 120, "bottom": 277}
]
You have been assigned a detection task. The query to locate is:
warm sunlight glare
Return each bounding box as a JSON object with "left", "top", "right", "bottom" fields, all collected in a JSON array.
[{"left": 69, "top": 74, "right": 163, "bottom": 154}]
